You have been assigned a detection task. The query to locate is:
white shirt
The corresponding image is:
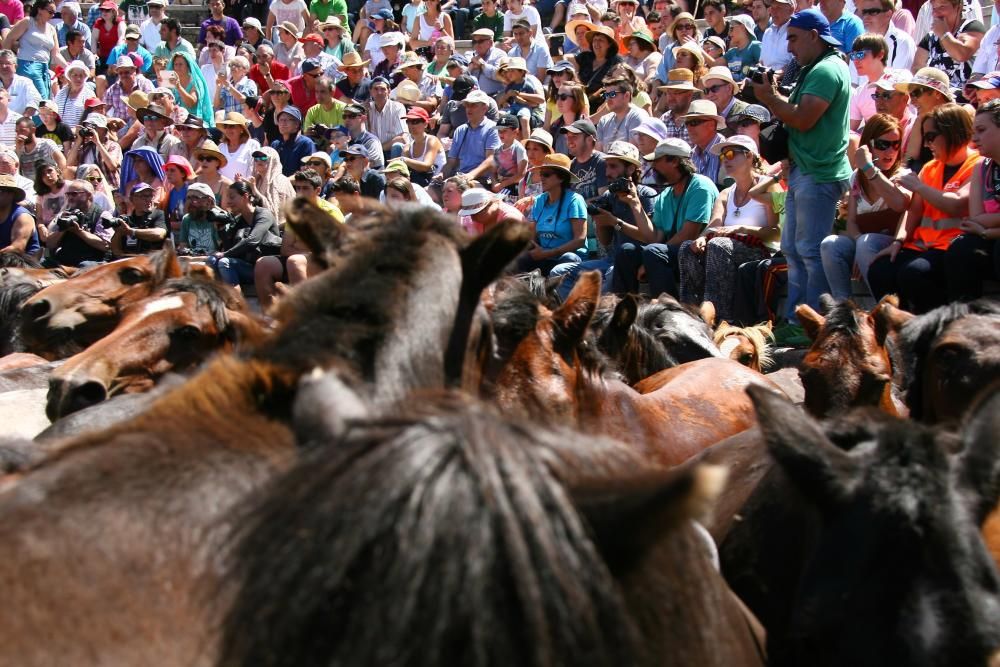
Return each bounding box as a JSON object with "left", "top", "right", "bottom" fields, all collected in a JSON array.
[
  {"left": 219, "top": 138, "right": 262, "bottom": 180},
  {"left": 914, "top": 0, "right": 982, "bottom": 45},
  {"left": 973, "top": 23, "right": 1000, "bottom": 75},
  {"left": 0, "top": 74, "right": 41, "bottom": 114},
  {"left": 366, "top": 98, "right": 406, "bottom": 143},
  {"left": 760, "top": 20, "right": 792, "bottom": 70},
  {"left": 0, "top": 109, "right": 21, "bottom": 148},
  {"left": 883, "top": 23, "right": 916, "bottom": 72},
  {"left": 139, "top": 16, "right": 162, "bottom": 52},
  {"left": 503, "top": 6, "right": 546, "bottom": 49}
]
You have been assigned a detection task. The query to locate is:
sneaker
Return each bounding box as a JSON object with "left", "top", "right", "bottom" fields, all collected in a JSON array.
[{"left": 772, "top": 323, "right": 811, "bottom": 348}]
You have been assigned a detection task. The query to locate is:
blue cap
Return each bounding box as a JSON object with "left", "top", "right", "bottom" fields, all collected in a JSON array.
[
  {"left": 547, "top": 60, "right": 574, "bottom": 73},
  {"left": 447, "top": 53, "right": 469, "bottom": 67},
  {"left": 301, "top": 58, "right": 322, "bottom": 74},
  {"left": 787, "top": 8, "right": 840, "bottom": 46},
  {"left": 279, "top": 105, "right": 303, "bottom": 123},
  {"left": 373, "top": 8, "right": 393, "bottom": 19},
  {"left": 330, "top": 124, "right": 349, "bottom": 135}
]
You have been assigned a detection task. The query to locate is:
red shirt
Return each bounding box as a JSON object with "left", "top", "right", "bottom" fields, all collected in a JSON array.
[
  {"left": 248, "top": 62, "right": 290, "bottom": 95},
  {"left": 286, "top": 75, "right": 317, "bottom": 114}
]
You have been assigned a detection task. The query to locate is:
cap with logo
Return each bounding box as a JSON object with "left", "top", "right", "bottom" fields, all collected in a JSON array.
[{"left": 787, "top": 8, "right": 840, "bottom": 47}]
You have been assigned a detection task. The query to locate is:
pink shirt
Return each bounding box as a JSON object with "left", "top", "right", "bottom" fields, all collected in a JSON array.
[
  {"left": 460, "top": 201, "right": 525, "bottom": 236},
  {"left": 0, "top": 0, "right": 23, "bottom": 24}
]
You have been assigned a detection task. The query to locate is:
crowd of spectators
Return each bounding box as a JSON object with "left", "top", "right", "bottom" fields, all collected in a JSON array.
[{"left": 0, "top": 0, "right": 998, "bottom": 345}]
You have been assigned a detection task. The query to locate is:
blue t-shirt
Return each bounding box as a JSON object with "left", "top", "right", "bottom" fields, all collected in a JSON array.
[
  {"left": 530, "top": 190, "right": 587, "bottom": 250},
  {"left": 448, "top": 120, "right": 502, "bottom": 174},
  {"left": 725, "top": 41, "right": 762, "bottom": 81}
]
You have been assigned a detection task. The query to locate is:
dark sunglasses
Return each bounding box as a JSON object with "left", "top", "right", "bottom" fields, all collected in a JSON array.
[
  {"left": 909, "top": 87, "right": 925, "bottom": 98},
  {"left": 406, "top": 118, "right": 426, "bottom": 124},
  {"left": 870, "top": 91, "right": 897, "bottom": 101},
  {"left": 556, "top": 92, "right": 574, "bottom": 100},
  {"left": 704, "top": 83, "right": 729, "bottom": 94},
  {"left": 306, "top": 160, "right": 327, "bottom": 166},
  {"left": 675, "top": 23, "right": 696, "bottom": 30},
  {"left": 269, "top": 89, "right": 289, "bottom": 95},
  {"left": 684, "top": 118, "right": 708, "bottom": 127},
  {"left": 602, "top": 90, "right": 624, "bottom": 99},
  {"left": 871, "top": 138, "right": 901, "bottom": 151},
  {"left": 343, "top": 155, "right": 359, "bottom": 162},
  {"left": 199, "top": 156, "right": 219, "bottom": 162},
  {"left": 142, "top": 114, "right": 161, "bottom": 122},
  {"left": 922, "top": 130, "right": 940, "bottom": 144},
  {"left": 539, "top": 170, "right": 560, "bottom": 178},
  {"left": 860, "top": 7, "right": 887, "bottom": 14},
  {"left": 86, "top": 176, "right": 103, "bottom": 183},
  {"left": 343, "top": 113, "right": 360, "bottom": 119}
]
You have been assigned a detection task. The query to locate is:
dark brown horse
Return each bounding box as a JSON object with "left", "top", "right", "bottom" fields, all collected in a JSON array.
[
  {"left": 494, "top": 271, "right": 781, "bottom": 467},
  {"left": 19, "top": 246, "right": 183, "bottom": 359},
  {"left": 218, "top": 392, "right": 766, "bottom": 667},
  {"left": 0, "top": 202, "right": 530, "bottom": 666},
  {"left": 45, "top": 276, "right": 264, "bottom": 421},
  {"left": 0, "top": 256, "right": 67, "bottom": 357}
]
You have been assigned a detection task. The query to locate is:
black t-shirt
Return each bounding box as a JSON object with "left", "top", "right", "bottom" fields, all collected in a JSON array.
[
  {"left": 918, "top": 19, "right": 985, "bottom": 87},
  {"left": 335, "top": 77, "right": 372, "bottom": 103},
  {"left": 53, "top": 205, "right": 108, "bottom": 266},
  {"left": 124, "top": 209, "right": 167, "bottom": 253},
  {"left": 575, "top": 52, "right": 624, "bottom": 111},
  {"left": 36, "top": 122, "right": 74, "bottom": 146},
  {"left": 359, "top": 168, "right": 386, "bottom": 199}
]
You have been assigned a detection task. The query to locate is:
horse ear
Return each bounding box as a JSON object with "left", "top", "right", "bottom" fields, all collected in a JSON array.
[
  {"left": 796, "top": 304, "right": 826, "bottom": 341},
  {"left": 699, "top": 301, "right": 716, "bottom": 328},
  {"left": 955, "top": 383, "right": 1000, "bottom": 526},
  {"left": 611, "top": 294, "right": 638, "bottom": 333},
  {"left": 284, "top": 198, "right": 351, "bottom": 269},
  {"left": 872, "top": 296, "right": 914, "bottom": 347},
  {"left": 223, "top": 310, "right": 265, "bottom": 347},
  {"left": 551, "top": 271, "right": 601, "bottom": 346},
  {"left": 747, "top": 385, "right": 859, "bottom": 508},
  {"left": 819, "top": 293, "right": 838, "bottom": 314},
  {"left": 160, "top": 240, "right": 183, "bottom": 279}
]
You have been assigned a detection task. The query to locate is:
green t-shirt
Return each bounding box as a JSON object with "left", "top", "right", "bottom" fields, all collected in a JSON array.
[
  {"left": 311, "top": 0, "right": 348, "bottom": 26},
  {"left": 471, "top": 12, "right": 504, "bottom": 40},
  {"left": 724, "top": 41, "right": 761, "bottom": 81},
  {"left": 651, "top": 174, "right": 718, "bottom": 240},
  {"left": 303, "top": 99, "right": 347, "bottom": 131},
  {"left": 788, "top": 49, "right": 852, "bottom": 183}
]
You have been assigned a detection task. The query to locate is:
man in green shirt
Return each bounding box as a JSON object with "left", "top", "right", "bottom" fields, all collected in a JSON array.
[
  {"left": 303, "top": 76, "right": 346, "bottom": 131},
  {"left": 751, "top": 7, "right": 850, "bottom": 345},
  {"left": 470, "top": 0, "right": 504, "bottom": 40},
  {"left": 152, "top": 17, "right": 196, "bottom": 61},
  {"left": 310, "top": 0, "right": 348, "bottom": 29}
]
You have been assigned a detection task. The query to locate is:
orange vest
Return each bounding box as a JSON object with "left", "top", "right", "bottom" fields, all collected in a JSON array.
[{"left": 906, "top": 151, "right": 980, "bottom": 252}]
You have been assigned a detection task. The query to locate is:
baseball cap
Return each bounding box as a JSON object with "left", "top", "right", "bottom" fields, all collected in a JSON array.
[
  {"left": 969, "top": 72, "right": 1000, "bottom": 90},
  {"left": 300, "top": 58, "right": 321, "bottom": 74},
  {"left": 710, "top": 134, "right": 760, "bottom": 158},
  {"left": 124, "top": 24, "right": 141, "bottom": 39},
  {"left": 344, "top": 103, "right": 366, "bottom": 115},
  {"left": 496, "top": 113, "right": 519, "bottom": 129},
  {"left": 451, "top": 74, "right": 477, "bottom": 101},
  {"left": 330, "top": 124, "right": 349, "bottom": 135},
  {"left": 463, "top": 90, "right": 491, "bottom": 105},
  {"left": 187, "top": 182, "right": 216, "bottom": 199},
  {"left": 300, "top": 34, "right": 324, "bottom": 47},
  {"left": 373, "top": 8, "right": 394, "bottom": 19},
  {"left": 642, "top": 138, "right": 692, "bottom": 161},
  {"left": 458, "top": 188, "right": 498, "bottom": 216},
  {"left": 130, "top": 182, "right": 154, "bottom": 195},
  {"left": 381, "top": 158, "right": 410, "bottom": 177},
  {"left": 559, "top": 118, "right": 598, "bottom": 139},
  {"left": 787, "top": 8, "right": 840, "bottom": 46},
  {"left": 342, "top": 144, "right": 369, "bottom": 158},
  {"left": 732, "top": 103, "right": 772, "bottom": 124},
  {"left": 243, "top": 17, "right": 262, "bottom": 30},
  {"left": 278, "top": 106, "right": 303, "bottom": 123}
]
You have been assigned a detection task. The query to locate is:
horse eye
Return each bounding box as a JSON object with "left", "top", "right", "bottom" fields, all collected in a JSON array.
[
  {"left": 739, "top": 353, "right": 753, "bottom": 364},
  {"left": 172, "top": 325, "right": 201, "bottom": 339},
  {"left": 119, "top": 267, "right": 148, "bottom": 285}
]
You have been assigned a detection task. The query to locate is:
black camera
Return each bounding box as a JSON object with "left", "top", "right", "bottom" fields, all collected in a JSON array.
[
  {"left": 608, "top": 177, "right": 631, "bottom": 194},
  {"left": 79, "top": 127, "right": 94, "bottom": 139},
  {"left": 55, "top": 209, "right": 84, "bottom": 231},
  {"left": 749, "top": 65, "right": 776, "bottom": 86},
  {"left": 104, "top": 216, "right": 129, "bottom": 230},
  {"left": 205, "top": 207, "right": 236, "bottom": 226}
]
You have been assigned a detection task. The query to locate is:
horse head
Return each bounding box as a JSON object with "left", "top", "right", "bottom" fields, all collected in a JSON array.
[
  {"left": 45, "top": 275, "right": 263, "bottom": 421},
  {"left": 20, "top": 246, "right": 183, "bottom": 359},
  {"left": 748, "top": 384, "right": 1000, "bottom": 667},
  {"left": 714, "top": 321, "right": 773, "bottom": 372}
]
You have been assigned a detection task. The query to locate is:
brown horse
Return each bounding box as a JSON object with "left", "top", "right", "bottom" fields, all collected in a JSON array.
[
  {"left": 0, "top": 202, "right": 530, "bottom": 666},
  {"left": 714, "top": 321, "right": 773, "bottom": 372},
  {"left": 19, "top": 246, "right": 184, "bottom": 359},
  {"left": 0, "top": 261, "right": 67, "bottom": 357},
  {"left": 494, "top": 271, "right": 782, "bottom": 467},
  {"left": 218, "top": 392, "right": 766, "bottom": 667},
  {"left": 45, "top": 276, "right": 264, "bottom": 421}
]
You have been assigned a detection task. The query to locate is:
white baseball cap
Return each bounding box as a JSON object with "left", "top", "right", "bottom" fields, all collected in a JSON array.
[{"left": 458, "top": 188, "right": 498, "bottom": 216}]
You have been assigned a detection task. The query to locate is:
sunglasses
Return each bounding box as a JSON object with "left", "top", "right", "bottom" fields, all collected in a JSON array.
[
  {"left": 871, "top": 138, "right": 901, "bottom": 151},
  {"left": 539, "top": 170, "right": 560, "bottom": 178},
  {"left": 602, "top": 90, "right": 624, "bottom": 99},
  {"left": 860, "top": 7, "right": 887, "bottom": 14},
  {"left": 909, "top": 87, "right": 925, "bottom": 99},
  {"left": 65, "top": 190, "right": 88, "bottom": 195},
  {"left": 676, "top": 23, "right": 696, "bottom": 30},
  {"left": 406, "top": 118, "right": 426, "bottom": 124},
  {"left": 719, "top": 148, "right": 748, "bottom": 161},
  {"left": 704, "top": 83, "right": 729, "bottom": 94},
  {"left": 306, "top": 160, "right": 327, "bottom": 167},
  {"left": 199, "top": 156, "right": 219, "bottom": 162},
  {"left": 86, "top": 176, "right": 103, "bottom": 183},
  {"left": 684, "top": 118, "right": 708, "bottom": 127},
  {"left": 870, "top": 91, "right": 897, "bottom": 101},
  {"left": 253, "top": 155, "right": 269, "bottom": 161},
  {"left": 270, "top": 89, "right": 289, "bottom": 95},
  {"left": 343, "top": 155, "right": 358, "bottom": 161},
  {"left": 922, "top": 130, "right": 941, "bottom": 144},
  {"left": 556, "top": 92, "right": 574, "bottom": 100},
  {"left": 850, "top": 50, "right": 868, "bottom": 61}
]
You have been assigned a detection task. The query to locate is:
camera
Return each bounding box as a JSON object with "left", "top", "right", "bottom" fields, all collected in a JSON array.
[
  {"left": 79, "top": 127, "right": 94, "bottom": 139},
  {"left": 104, "top": 216, "right": 129, "bottom": 230},
  {"left": 748, "top": 65, "right": 776, "bottom": 86},
  {"left": 608, "top": 177, "right": 631, "bottom": 194},
  {"left": 55, "top": 209, "right": 84, "bottom": 231},
  {"left": 205, "top": 207, "right": 237, "bottom": 226}
]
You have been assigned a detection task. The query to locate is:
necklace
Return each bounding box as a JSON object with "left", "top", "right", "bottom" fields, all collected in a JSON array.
[{"left": 732, "top": 182, "right": 752, "bottom": 218}]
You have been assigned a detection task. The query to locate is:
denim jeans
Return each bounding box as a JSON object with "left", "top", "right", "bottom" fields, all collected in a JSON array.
[
  {"left": 782, "top": 166, "right": 849, "bottom": 320},
  {"left": 550, "top": 256, "right": 613, "bottom": 301},
  {"left": 613, "top": 242, "right": 680, "bottom": 297},
  {"left": 208, "top": 255, "right": 255, "bottom": 286},
  {"left": 819, "top": 232, "right": 893, "bottom": 300},
  {"left": 515, "top": 251, "right": 582, "bottom": 277},
  {"left": 17, "top": 59, "right": 49, "bottom": 98}
]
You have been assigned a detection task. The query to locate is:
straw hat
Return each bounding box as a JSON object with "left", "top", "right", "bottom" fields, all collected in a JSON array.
[
  {"left": 584, "top": 25, "right": 618, "bottom": 47},
  {"left": 565, "top": 19, "right": 598, "bottom": 46},
  {"left": 217, "top": 111, "right": 250, "bottom": 138},
  {"left": 0, "top": 174, "right": 26, "bottom": 202},
  {"left": 194, "top": 140, "right": 228, "bottom": 167},
  {"left": 394, "top": 51, "right": 427, "bottom": 72},
  {"left": 391, "top": 79, "right": 422, "bottom": 103},
  {"left": 278, "top": 21, "right": 301, "bottom": 38},
  {"left": 657, "top": 68, "right": 697, "bottom": 92},
  {"left": 673, "top": 42, "right": 707, "bottom": 67},
  {"left": 679, "top": 99, "right": 726, "bottom": 130},
  {"left": 896, "top": 67, "right": 954, "bottom": 101},
  {"left": 529, "top": 154, "right": 580, "bottom": 182},
  {"left": 340, "top": 51, "right": 370, "bottom": 68},
  {"left": 604, "top": 140, "right": 642, "bottom": 167},
  {"left": 498, "top": 56, "right": 528, "bottom": 72}
]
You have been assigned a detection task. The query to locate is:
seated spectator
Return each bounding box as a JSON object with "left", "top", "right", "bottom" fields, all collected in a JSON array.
[
  {"left": 342, "top": 102, "right": 384, "bottom": 168},
  {"left": 0, "top": 174, "right": 39, "bottom": 256},
  {"left": 271, "top": 105, "right": 316, "bottom": 176},
  {"left": 912, "top": 0, "right": 984, "bottom": 89},
  {"left": 366, "top": 76, "right": 405, "bottom": 156},
  {"left": 207, "top": 180, "right": 282, "bottom": 290},
  {"left": 14, "top": 116, "right": 64, "bottom": 181},
  {"left": 167, "top": 52, "right": 215, "bottom": 127},
  {"left": 34, "top": 160, "right": 68, "bottom": 235},
  {"left": 394, "top": 52, "right": 442, "bottom": 114},
  {"left": 215, "top": 56, "right": 258, "bottom": 116},
  {"left": 333, "top": 52, "right": 372, "bottom": 103},
  {"left": 442, "top": 173, "right": 473, "bottom": 225},
  {"left": 44, "top": 180, "right": 113, "bottom": 268},
  {"left": 470, "top": 0, "right": 504, "bottom": 41},
  {"left": 396, "top": 107, "right": 443, "bottom": 187},
  {"left": 898, "top": 68, "right": 955, "bottom": 173},
  {"left": 593, "top": 75, "right": 648, "bottom": 150},
  {"left": 515, "top": 154, "right": 588, "bottom": 275},
  {"left": 66, "top": 115, "right": 121, "bottom": 193},
  {"left": 303, "top": 76, "right": 345, "bottom": 132},
  {"left": 408, "top": 0, "right": 453, "bottom": 56},
  {"left": 444, "top": 90, "right": 501, "bottom": 181},
  {"left": 729, "top": 103, "right": 770, "bottom": 153},
  {"left": 679, "top": 135, "right": 780, "bottom": 322},
  {"left": 132, "top": 101, "right": 182, "bottom": 161},
  {"left": 177, "top": 182, "right": 222, "bottom": 255},
  {"left": 76, "top": 163, "right": 116, "bottom": 213},
  {"left": 624, "top": 29, "right": 661, "bottom": 82},
  {"left": 35, "top": 100, "right": 73, "bottom": 151},
  {"left": 868, "top": 103, "right": 978, "bottom": 313},
  {"left": 273, "top": 22, "right": 305, "bottom": 72},
  {"left": 201, "top": 39, "right": 229, "bottom": 101},
  {"left": 329, "top": 175, "right": 363, "bottom": 221},
  {"left": 457, "top": 187, "right": 526, "bottom": 237},
  {"left": 384, "top": 175, "right": 417, "bottom": 203},
  {"left": 217, "top": 112, "right": 261, "bottom": 180},
  {"left": 53, "top": 60, "right": 95, "bottom": 128},
  {"left": 301, "top": 151, "right": 335, "bottom": 197},
  {"left": 161, "top": 155, "right": 194, "bottom": 239},
  {"left": 821, "top": 113, "right": 910, "bottom": 300},
  {"left": 245, "top": 146, "right": 296, "bottom": 226},
  {"left": 248, "top": 45, "right": 291, "bottom": 96},
  {"left": 170, "top": 115, "right": 210, "bottom": 165},
  {"left": 509, "top": 18, "right": 554, "bottom": 82},
  {"left": 571, "top": 25, "right": 624, "bottom": 113},
  {"left": 945, "top": 98, "right": 1000, "bottom": 300},
  {"left": 723, "top": 14, "right": 761, "bottom": 82},
  {"left": 438, "top": 74, "right": 500, "bottom": 138},
  {"left": 699, "top": 66, "right": 748, "bottom": 137},
  {"left": 680, "top": 99, "right": 725, "bottom": 186},
  {"left": 110, "top": 183, "right": 168, "bottom": 257},
  {"left": 120, "top": 146, "right": 165, "bottom": 213},
  {"left": 340, "top": 144, "right": 386, "bottom": 198}
]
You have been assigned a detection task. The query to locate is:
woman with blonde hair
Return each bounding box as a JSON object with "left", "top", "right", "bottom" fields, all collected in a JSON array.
[
  {"left": 654, "top": 11, "right": 700, "bottom": 77},
  {"left": 674, "top": 42, "right": 707, "bottom": 85},
  {"left": 217, "top": 112, "right": 261, "bottom": 181},
  {"left": 76, "top": 164, "right": 116, "bottom": 214},
  {"left": 548, "top": 81, "right": 589, "bottom": 154},
  {"left": 241, "top": 145, "right": 296, "bottom": 226}
]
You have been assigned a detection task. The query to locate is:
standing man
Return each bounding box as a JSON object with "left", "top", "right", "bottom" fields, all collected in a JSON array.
[
  {"left": 595, "top": 77, "right": 648, "bottom": 151},
  {"left": 858, "top": 0, "right": 916, "bottom": 71},
  {"left": 0, "top": 50, "right": 40, "bottom": 115},
  {"left": 819, "top": 0, "right": 863, "bottom": 57},
  {"left": 700, "top": 67, "right": 749, "bottom": 136},
  {"left": 467, "top": 28, "right": 506, "bottom": 96},
  {"left": 751, "top": 8, "right": 851, "bottom": 345},
  {"left": 139, "top": 0, "right": 166, "bottom": 53},
  {"left": 509, "top": 18, "right": 554, "bottom": 81},
  {"left": 199, "top": 0, "right": 243, "bottom": 48},
  {"left": 443, "top": 90, "right": 501, "bottom": 181},
  {"left": 760, "top": 0, "right": 794, "bottom": 70}
]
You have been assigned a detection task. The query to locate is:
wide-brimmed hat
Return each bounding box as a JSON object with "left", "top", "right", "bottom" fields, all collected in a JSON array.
[
  {"left": 546, "top": 60, "right": 575, "bottom": 75},
  {"left": 458, "top": 187, "right": 499, "bottom": 216},
  {"left": 680, "top": 99, "right": 726, "bottom": 129},
  {"left": 896, "top": 67, "right": 953, "bottom": 100},
  {"left": 673, "top": 42, "right": 707, "bottom": 67},
  {"left": 625, "top": 29, "right": 656, "bottom": 50},
  {"left": 669, "top": 12, "right": 697, "bottom": 40},
  {"left": 378, "top": 31, "right": 406, "bottom": 49},
  {"left": 278, "top": 21, "right": 301, "bottom": 38},
  {"left": 642, "top": 138, "right": 692, "bottom": 161},
  {"left": 81, "top": 113, "right": 107, "bottom": 129},
  {"left": 164, "top": 155, "right": 194, "bottom": 177},
  {"left": 64, "top": 60, "right": 89, "bottom": 78},
  {"left": 525, "top": 128, "right": 554, "bottom": 152},
  {"left": 137, "top": 103, "right": 173, "bottom": 123},
  {"left": 114, "top": 54, "right": 138, "bottom": 70},
  {"left": 217, "top": 111, "right": 250, "bottom": 137},
  {"left": 194, "top": 140, "right": 228, "bottom": 166},
  {"left": 605, "top": 140, "right": 642, "bottom": 167},
  {"left": 701, "top": 65, "right": 737, "bottom": 88},
  {"left": 498, "top": 56, "right": 528, "bottom": 72},
  {"left": 658, "top": 68, "right": 697, "bottom": 91},
  {"left": 728, "top": 14, "right": 757, "bottom": 39},
  {"left": 631, "top": 117, "right": 669, "bottom": 142},
  {"left": 391, "top": 79, "right": 422, "bottom": 103},
  {"left": 318, "top": 16, "right": 346, "bottom": 32},
  {"left": 340, "top": 51, "right": 370, "bottom": 68},
  {"left": 394, "top": 51, "right": 426, "bottom": 72},
  {"left": 565, "top": 19, "right": 598, "bottom": 46},
  {"left": 710, "top": 134, "right": 759, "bottom": 158},
  {"left": 176, "top": 114, "right": 207, "bottom": 130},
  {"left": 584, "top": 25, "right": 618, "bottom": 48},
  {"left": 0, "top": 174, "right": 26, "bottom": 202},
  {"left": 529, "top": 154, "right": 580, "bottom": 182}
]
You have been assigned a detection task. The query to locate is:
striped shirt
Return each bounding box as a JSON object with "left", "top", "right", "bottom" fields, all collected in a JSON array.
[
  {"left": 220, "top": 76, "right": 258, "bottom": 114},
  {"left": 366, "top": 98, "right": 405, "bottom": 145},
  {"left": 0, "top": 109, "right": 21, "bottom": 147}
]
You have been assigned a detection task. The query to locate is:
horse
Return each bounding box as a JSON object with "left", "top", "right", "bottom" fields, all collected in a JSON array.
[
  {"left": 217, "top": 391, "right": 767, "bottom": 667},
  {"left": 0, "top": 201, "right": 530, "bottom": 666},
  {"left": 45, "top": 275, "right": 263, "bottom": 421},
  {"left": 746, "top": 384, "right": 1000, "bottom": 667},
  {"left": 714, "top": 321, "right": 773, "bottom": 372},
  {"left": 18, "top": 246, "right": 184, "bottom": 360},
  {"left": 0, "top": 258, "right": 67, "bottom": 357},
  {"left": 494, "top": 271, "right": 781, "bottom": 467}
]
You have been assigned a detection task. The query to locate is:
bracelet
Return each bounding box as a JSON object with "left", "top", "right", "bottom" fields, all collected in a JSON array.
[{"left": 860, "top": 162, "right": 874, "bottom": 173}]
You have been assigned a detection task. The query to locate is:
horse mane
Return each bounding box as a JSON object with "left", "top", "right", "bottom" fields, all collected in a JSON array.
[
  {"left": 820, "top": 299, "right": 864, "bottom": 335},
  {"left": 0, "top": 279, "right": 46, "bottom": 355},
  {"left": 158, "top": 275, "right": 252, "bottom": 335},
  {"left": 218, "top": 395, "right": 641, "bottom": 667},
  {"left": 714, "top": 321, "right": 774, "bottom": 371},
  {"left": 0, "top": 252, "right": 43, "bottom": 269},
  {"left": 898, "top": 298, "right": 1000, "bottom": 420}
]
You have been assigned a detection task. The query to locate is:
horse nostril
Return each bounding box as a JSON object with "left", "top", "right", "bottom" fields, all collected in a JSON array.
[
  {"left": 26, "top": 299, "right": 51, "bottom": 321},
  {"left": 72, "top": 381, "right": 108, "bottom": 411},
  {"left": 49, "top": 379, "right": 108, "bottom": 420}
]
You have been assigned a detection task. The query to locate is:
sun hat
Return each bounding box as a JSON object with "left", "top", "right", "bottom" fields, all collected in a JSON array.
[
  {"left": 124, "top": 24, "right": 141, "bottom": 39},
  {"left": 605, "top": 140, "right": 642, "bottom": 167},
  {"left": 584, "top": 25, "right": 618, "bottom": 47},
  {"left": 673, "top": 42, "right": 707, "bottom": 66},
  {"left": 679, "top": 99, "right": 726, "bottom": 129},
  {"left": 559, "top": 118, "right": 598, "bottom": 138},
  {"left": 642, "top": 138, "right": 692, "bottom": 160},
  {"left": 195, "top": 140, "right": 228, "bottom": 166},
  {"left": 530, "top": 154, "right": 580, "bottom": 182},
  {"left": 471, "top": 28, "right": 496, "bottom": 38},
  {"left": 299, "top": 34, "right": 324, "bottom": 47},
  {"left": 669, "top": 11, "right": 697, "bottom": 40},
  {"left": 176, "top": 114, "right": 208, "bottom": 130},
  {"left": 897, "top": 67, "right": 954, "bottom": 100},
  {"left": 394, "top": 51, "right": 427, "bottom": 72},
  {"left": 0, "top": 174, "right": 26, "bottom": 202},
  {"left": 81, "top": 113, "right": 107, "bottom": 129},
  {"left": 970, "top": 72, "right": 1000, "bottom": 90},
  {"left": 187, "top": 182, "right": 216, "bottom": 199},
  {"left": 242, "top": 16, "right": 262, "bottom": 30},
  {"left": 547, "top": 60, "right": 575, "bottom": 75},
  {"left": 38, "top": 99, "right": 60, "bottom": 121},
  {"left": 498, "top": 56, "right": 528, "bottom": 72},
  {"left": 164, "top": 155, "right": 194, "bottom": 177},
  {"left": 318, "top": 16, "right": 346, "bottom": 32},
  {"left": 278, "top": 105, "right": 303, "bottom": 124},
  {"left": 710, "top": 134, "right": 759, "bottom": 157},
  {"left": 217, "top": 111, "right": 249, "bottom": 128},
  {"left": 64, "top": 60, "right": 89, "bottom": 78},
  {"left": 278, "top": 21, "right": 302, "bottom": 38},
  {"left": 657, "top": 68, "right": 697, "bottom": 91},
  {"left": 302, "top": 151, "right": 332, "bottom": 168},
  {"left": 871, "top": 68, "right": 912, "bottom": 92},
  {"left": 372, "top": 8, "right": 394, "bottom": 19},
  {"left": 114, "top": 54, "right": 138, "bottom": 70},
  {"left": 340, "top": 52, "right": 370, "bottom": 68},
  {"left": 626, "top": 29, "right": 656, "bottom": 50},
  {"left": 138, "top": 103, "right": 173, "bottom": 123},
  {"left": 404, "top": 106, "right": 431, "bottom": 122},
  {"left": 391, "top": 79, "right": 422, "bottom": 103},
  {"left": 379, "top": 31, "right": 406, "bottom": 48},
  {"left": 732, "top": 103, "right": 771, "bottom": 124},
  {"left": 525, "top": 128, "right": 554, "bottom": 152},
  {"left": 728, "top": 14, "right": 757, "bottom": 38},
  {"left": 463, "top": 90, "right": 492, "bottom": 105},
  {"left": 565, "top": 19, "right": 598, "bottom": 46},
  {"left": 701, "top": 65, "right": 737, "bottom": 88},
  {"left": 787, "top": 8, "right": 840, "bottom": 46},
  {"left": 631, "top": 117, "right": 669, "bottom": 142},
  {"left": 124, "top": 90, "right": 150, "bottom": 111},
  {"left": 701, "top": 35, "right": 727, "bottom": 52},
  {"left": 381, "top": 158, "right": 410, "bottom": 177},
  {"left": 458, "top": 188, "right": 499, "bottom": 216}
]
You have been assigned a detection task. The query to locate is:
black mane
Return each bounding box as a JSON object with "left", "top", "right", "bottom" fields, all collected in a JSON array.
[
  {"left": 0, "top": 252, "right": 43, "bottom": 269},
  {"left": 159, "top": 275, "right": 248, "bottom": 334},
  {"left": 821, "top": 299, "right": 864, "bottom": 335}
]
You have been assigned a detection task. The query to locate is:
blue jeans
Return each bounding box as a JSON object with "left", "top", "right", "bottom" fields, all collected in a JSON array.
[
  {"left": 613, "top": 242, "right": 679, "bottom": 297},
  {"left": 550, "top": 256, "right": 613, "bottom": 301},
  {"left": 782, "top": 166, "right": 849, "bottom": 320},
  {"left": 515, "top": 251, "right": 582, "bottom": 277},
  {"left": 17, "top": 59, "right": 49, "bottom": 98},
  {"left": 819, "top": 232, "right": 893, "bottom": 300},
  {"left": 207, "top": 255, "right": 255, "bottom": 286}
]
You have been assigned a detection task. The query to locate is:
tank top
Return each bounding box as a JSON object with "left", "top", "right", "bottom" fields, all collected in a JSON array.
[
  {"left": 94, "top": 18, "right": 121, "bottom": 60},
  {"left": 407, "top": 135, "right": 445, "bottom": 172},
  {"left": 417, "top": 13, "right": 442, "bottom": 41},
  {"left": 0, "top": 205, "right": 39, "bottom": 255},
  {"left": 18, "top": 20, "right": 55, "bottom": 62},
  {"left": 724, "top": 183, "right": 768, "bottom": 228}
]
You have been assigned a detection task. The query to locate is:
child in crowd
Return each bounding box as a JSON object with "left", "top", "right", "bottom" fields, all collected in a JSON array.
[
  {"left": 492, "top": 113, "right": 528, "bottom": 200},
  {"left": 723, "top": 15, "right": 761, "bottom": 81},
  {"left": 496, "top": 57, "right": 545, "bottom": 139},
  {"left": 401, "top": 0, "right": 425, "bottom": 33},
  {"left": 329, "top": 124, "right": 350, "bottom": 173}
]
